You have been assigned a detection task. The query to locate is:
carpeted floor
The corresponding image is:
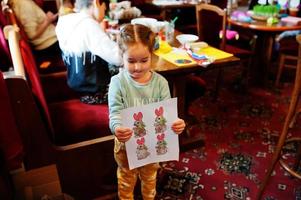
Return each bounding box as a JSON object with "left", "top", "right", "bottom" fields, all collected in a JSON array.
[{"left": 156, "top": 68, "right": 301, "bottom": 200}]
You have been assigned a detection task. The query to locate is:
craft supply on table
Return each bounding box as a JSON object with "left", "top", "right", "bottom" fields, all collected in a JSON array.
[{"left": 154, "top": 42, "right": 233, "bottom": 67}]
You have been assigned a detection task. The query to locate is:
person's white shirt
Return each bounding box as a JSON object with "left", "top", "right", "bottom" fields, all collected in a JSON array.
[{"left": 56, "top": 12, "right": 122, "bottom": 66}]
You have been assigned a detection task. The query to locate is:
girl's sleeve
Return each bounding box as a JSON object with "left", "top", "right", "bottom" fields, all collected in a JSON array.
[
  {"left": 160, "top": 76, "right": 171, "bottom": 101},
  {"left": 108, "top": 76, "right": 124, "bottom": 134}
]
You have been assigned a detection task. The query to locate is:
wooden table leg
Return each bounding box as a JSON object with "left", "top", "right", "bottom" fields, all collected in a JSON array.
[
  {"left": 252, "top": 32, "right": 275, "bottom": 86},
  {"left": 169, "top": 75, "right": 205, "bottom": 151},
  {"left": 171, "top": 75, "right": 186, "bottom": 119}
]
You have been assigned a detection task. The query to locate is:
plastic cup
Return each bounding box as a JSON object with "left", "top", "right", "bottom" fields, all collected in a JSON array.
[{"left": 165, "top": 22, "right": 175, "bottom": 43}]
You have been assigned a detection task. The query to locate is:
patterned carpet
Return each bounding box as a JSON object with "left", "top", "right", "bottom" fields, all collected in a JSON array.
[{"left": 156, "top": 69, "right": 301, "bottom": 200}]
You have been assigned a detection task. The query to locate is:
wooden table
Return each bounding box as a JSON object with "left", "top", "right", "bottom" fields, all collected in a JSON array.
[
  {"left": 228, "top": 18, "right": 301, "bottom": 86},
  {"left": 152, "top": 31, "right": 240, "bottom": 118},
  {"left": 152, "top": 31, "right": 240, "bottom": 150}
]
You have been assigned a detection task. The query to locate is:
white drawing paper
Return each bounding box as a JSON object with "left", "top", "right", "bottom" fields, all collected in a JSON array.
[{"left": 121, "top": 98, "right": 179, "bottom": 170}]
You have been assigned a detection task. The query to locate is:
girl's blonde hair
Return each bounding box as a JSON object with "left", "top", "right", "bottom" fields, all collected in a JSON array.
[{"left": 118, "top": 24, "right": 156, "bottom": 55}]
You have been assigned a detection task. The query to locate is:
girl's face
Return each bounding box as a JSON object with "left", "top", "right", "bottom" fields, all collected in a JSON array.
[
  {"left": 93, "top": 0, "right": 106, "bottom": 22},
  {"left": 123, "top": 43, "right": 152, "bottom": 83}
]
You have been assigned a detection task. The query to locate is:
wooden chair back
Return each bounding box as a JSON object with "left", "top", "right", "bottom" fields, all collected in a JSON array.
[
  {"left": 275, "top": 35, "right": 301, "bottom": 86},
  {"left": 195, "top": 3, "right": 227, "bottom": 50}
]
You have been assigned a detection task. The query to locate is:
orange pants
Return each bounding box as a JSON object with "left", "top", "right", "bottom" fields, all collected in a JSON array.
[{"left": 114, "top": 139, "right": 159, "bottom": 200}]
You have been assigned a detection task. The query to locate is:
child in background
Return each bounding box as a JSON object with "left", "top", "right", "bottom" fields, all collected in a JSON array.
[
  {"left": 108, "top": 24, "right": 186, "bottom": 200},
  {"left": 56, "top": 0, "right": 121, "bottom": 104}
]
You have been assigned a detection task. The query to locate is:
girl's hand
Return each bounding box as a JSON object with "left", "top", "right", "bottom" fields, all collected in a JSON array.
[
  {"left": 171, "top": 118, "right": 186, "bottom": 134},
  {"left": 115, "top": 126, "right": 133, "bottom": 142}
]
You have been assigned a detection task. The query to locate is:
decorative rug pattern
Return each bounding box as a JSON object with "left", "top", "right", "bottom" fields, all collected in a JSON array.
[{"left": 156, "top": 69, "right": 301, "bottom": 200}]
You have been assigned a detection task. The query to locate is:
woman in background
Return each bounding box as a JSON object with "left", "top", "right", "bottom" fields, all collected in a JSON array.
[{"left": 8, "top": 0, "right": 61, "bottom": 61}]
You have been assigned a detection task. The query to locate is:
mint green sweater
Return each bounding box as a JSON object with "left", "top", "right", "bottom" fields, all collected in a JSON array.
[{"left": 108, "top": 70, "right": 171, "bottom": 133}]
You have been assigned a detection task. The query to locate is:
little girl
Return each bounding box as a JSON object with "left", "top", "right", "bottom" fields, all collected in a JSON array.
[{"left": 108, "top": 24, "right": 186, "bottom": 200}]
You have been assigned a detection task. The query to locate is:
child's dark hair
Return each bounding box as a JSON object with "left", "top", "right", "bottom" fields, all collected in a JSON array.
[{"left": 118, "top": 24, "right": 156, "bottom": 55}]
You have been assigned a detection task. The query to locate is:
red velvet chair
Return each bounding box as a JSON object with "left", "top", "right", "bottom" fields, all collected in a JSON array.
[
  {"left": 0, "top": 25, "right": 12, "bottom": 71},
  {"left": 0, "top": 72, "right": 24, "bottom": 170},
  {"left": 0, "top": 151, "right": 14, "bottom": 200},
  {"left": 18, "top": 30, "right": 118, "bottom": 198},
  {"left": 2, "top": 68, "right": 117, "bottom": 199},
  {"left": 19, "top": 37, "right": 112, "bottom": 145},
  {"left": 5, "top": 28, "right": 117, "bottom": 199},
  {"left": 0, "top": 4, "right": 8, "bottom": 26},
  {"left": 0, "top": 3, "right": 12, "bottom": 71}
]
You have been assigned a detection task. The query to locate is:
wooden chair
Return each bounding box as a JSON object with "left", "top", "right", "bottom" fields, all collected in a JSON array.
[
  {"left": 195, "top": 3, "right": 256, "bottom": 97},
  {"left": 210, "top": 0, "right": 228, "bottom": 9},
  {"left": 4, "top": 22, "right": 117, "bottom": 200},
  {"left": 128, "top": 0, "right": 163, "bottom": 20},
  {"left": 196, "top": 4, "right": 227, "bottom": 50},
  {"left": 275, "top": 37, "right": 299, "bottom": 87},
  {"left": 257, "top": 34, "right": 301, "bottom": 200}
]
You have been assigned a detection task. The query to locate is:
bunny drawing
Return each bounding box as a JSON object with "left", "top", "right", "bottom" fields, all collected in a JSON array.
[
  {"left": 156, "top": 133, "right": 168, "bottom": 155},
  {"left": 136, "top": 138, "right": 150, "bottom": 160},
  {"left": 133, "top": 112, "right": 147, "bottom": 138},
  {"left": 154, "top": 106, "right": 167, "bottom": 134}
]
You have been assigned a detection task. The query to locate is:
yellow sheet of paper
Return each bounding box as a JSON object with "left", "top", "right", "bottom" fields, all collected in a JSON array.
[
  {"left": 154, "top": 46, "right": 233, "bottom": 67},
  {"left": 154, "top": 48, "right": 196, "bottom": 67},
  {"left": 197, "top": 46, "right": 233, "bottom": 60}
]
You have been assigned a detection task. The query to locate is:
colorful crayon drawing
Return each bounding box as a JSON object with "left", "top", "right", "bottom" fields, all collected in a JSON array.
[
  {"left": 154, "top": 106, "right": 167, "bottom": 134},
  {"left": 156, "top": 133, "right": 168, "bottom": 155},
  {"left": 136, "top": 137, "right": 150, "bottom": 160},
  {"left": 133, "top": 112, "right": 147, "bottom": 138},
  {"left": 121, "top": 98, "right": 179, "bottom": 170}
]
